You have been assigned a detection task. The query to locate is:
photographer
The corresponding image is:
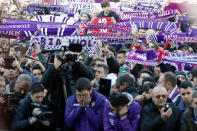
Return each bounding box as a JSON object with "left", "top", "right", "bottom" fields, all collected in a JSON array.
[
  {"left": 12, "top": 82, "right": 55, "bottom": 131},
  {"left": 103, "top": 92, "right": 141, "bottom": 131},
  {"left": 140, "top": 86, "right": 183, "bottom": 131}
]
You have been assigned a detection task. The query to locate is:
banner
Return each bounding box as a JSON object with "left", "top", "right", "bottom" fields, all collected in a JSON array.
[
  {"left": 0, "top": 23, "right": 37, "bottom": 31},
  {"left": 35, "top": 36, "right": 100, "bottom": 54},
  {"left": 27, "top": 4, "right": 70, "bottom": 13},
  {"left": 137, "top": 0, "right": 167, "bottom": 4}
]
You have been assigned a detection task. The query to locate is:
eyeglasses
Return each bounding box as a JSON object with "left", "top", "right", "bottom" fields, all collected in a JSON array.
[{"left": 154, "top": 95, "right": 167, "bottom": 99}]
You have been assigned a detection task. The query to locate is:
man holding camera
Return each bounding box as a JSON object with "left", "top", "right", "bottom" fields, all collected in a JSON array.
[
  {"left": 12, "top": 82, "right": 54, "bottom": 131},
  {"left": 140, "top": 86, "right": 183, "bottom": 131}
]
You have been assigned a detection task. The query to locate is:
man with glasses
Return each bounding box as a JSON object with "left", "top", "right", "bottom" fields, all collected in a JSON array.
[
  {"left": 140, "top": 86, "right": 183, "bottom": 131},
  {"left": 65, "top": 77, "right": 106, "bottom": 131}
]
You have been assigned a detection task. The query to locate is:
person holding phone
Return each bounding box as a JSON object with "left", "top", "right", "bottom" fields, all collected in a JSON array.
[{"left": 140, "top": 86, "right": 183, "bottom": 131}]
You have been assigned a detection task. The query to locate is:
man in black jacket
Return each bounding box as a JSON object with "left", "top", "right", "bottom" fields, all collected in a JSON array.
[
  {"left": 41, "top": 55, "right": 94, "bottom": 130},
  {"left": 115, "top": 73, "right": 138, "bottom": 98},
  {"left": 140, "top": 86, "right": 183, "bottom": 131},
  {"left": 12, "top": 82, "right": 54, "bottom": 131},
  {"left": 97, "top": 0, "right": 119, "bottom": 22}
]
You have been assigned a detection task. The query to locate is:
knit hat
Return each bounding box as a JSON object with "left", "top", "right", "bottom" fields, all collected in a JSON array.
[{"left": 175, "top": 71, "right": 188, "bottom": 80}]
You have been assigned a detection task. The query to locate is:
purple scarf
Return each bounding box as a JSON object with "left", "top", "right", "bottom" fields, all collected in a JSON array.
[{"left": 0, "top": 23, "right": 37, "bottom": 31}]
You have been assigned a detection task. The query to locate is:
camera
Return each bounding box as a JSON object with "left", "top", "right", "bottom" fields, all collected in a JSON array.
[
  {"left": 0, "top": 91, "right": 20, "bottom": 106},
  {"left": 31, "top": 102, "right": 53, "bottom": 120},
  {"left": 164, "top": 103, "right": 172, "bottom": 112}
]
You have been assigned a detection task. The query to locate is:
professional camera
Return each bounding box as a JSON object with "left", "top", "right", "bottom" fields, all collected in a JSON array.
[
  {"left": 0, "top": 91, "right": 21, "bottom": 106},
  {"left": 31, "top": 102, "right": 53, "bottom": 120},
  {"left": 47, "top": 44, "right": 82, "bottom": 64}
]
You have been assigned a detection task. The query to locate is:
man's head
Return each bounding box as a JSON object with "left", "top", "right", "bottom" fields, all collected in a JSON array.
[
  {"left": 158, "top": 72, "right": 177, "bottom": 94},
  {"left": 14, "top": 74, "right": 32, "bottom": 98},
  {"left": 80, "top": 12, "right": 91, "bottom": 23},
  {"left": 0, "top": 76, "right": 5, "bottom": 91},
  {"left": 175, "top": 71, "right": 187, "bottom": 83},
  {"left": 152, "top": 86, "right": 168, "bottom": 109},
  {"left": 180, "top": 81, "right": 193, "bottom": 107},
  {"left": 117, "top": 50, "right": 126, "bottom": 67},
  {"left": 116, "top": 73, "right": 135, "bottom": 92},
  {"left": 9, "top": 10, "right": 21, "bottom": 19},
  {"left": 138, "top": 28, "right": 146, "bottom": 38},
  {"left": 109, "top": 92, "right": 130, "bottom": 113},
  {"left": 101, "top": 0, "right": 111, "bottom": 15},
  {"left": 30, "top": 82, "right": 44, "bottom": 104},
  {"left": 95, "top": 64, "right": 108, "bottom": 81},
  {"left": 142, "top": 82, "right": 156, "bottom": 101},
  {"left": 76, "top": 78, "right": 92, "bottom": 104},
  {"left": 92, "top": 57, "right": 105, "bottom": 69},
  {"left": 137, "top": 69, "right": 153, "bottom": 85},
  {"left": 32, "top": 65, "right": 43, "bottom": 82}
]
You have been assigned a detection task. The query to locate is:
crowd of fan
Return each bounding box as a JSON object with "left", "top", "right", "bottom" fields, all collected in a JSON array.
[{"left": 0, "top": 0, "right": 197, "bottom": 131}]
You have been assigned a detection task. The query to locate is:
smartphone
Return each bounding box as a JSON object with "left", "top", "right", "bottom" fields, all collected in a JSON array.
[
  {"left": 3, "top": 56, "right": 15, "bottom": 69},
  {"left": 164, "top": 103, "right": 171, "bottom": 112},
  {"left": 119, "top": 67, "right": 130, "bottom": 75}
]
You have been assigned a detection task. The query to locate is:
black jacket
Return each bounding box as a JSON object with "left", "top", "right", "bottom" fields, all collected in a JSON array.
[
  {"left": 140, "top": 101, "right": 183, "bottom": 131},
  {"left": 122, "top": 85, "right": 138, "bottom": 99},
  {"left": 71, "top": 61, "right": 94, "bottom": 81},
  {"left": 183, "top": 107, "right": 197, "bottom": 131},
  {"left": 97, "top": 11, "right": 119, "bottom": 22},
  {"left": 12, "top": 95, "right": 54, "bottom": 131},
  {"left": 106, "top": 56, "right": 120, "bottom": 74},
  {"left": 41, "top": 64, "right": 75, "bottom": 128}
]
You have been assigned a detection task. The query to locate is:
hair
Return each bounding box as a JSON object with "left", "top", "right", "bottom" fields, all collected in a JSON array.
[
  {"left": 180, "top": 80, "right": 193, "bottom": 89},
  {"left": 144, "top": 82, "right": 156, "bottom": 89},
  {"left": 139, "top": 69, "right": 153, "bottom": 78},
  {"left": 108, "top": 46, "right": 117, "bottom": 57},
  {"left": 15, "top": 74, "right": 32, "bottom": 87},
  {"left": 142, "top": 77, "right": 156, "bottom": 85},
  {"left": 116, "top": 73, "right": 135, "bottom": 87},
  {"left": 101, "top": 0, "right": 110, "bottom": 8},
  {"left": 163, "top": 72, "right": 177, "bottom": 87},
  {"left": 109, "top": 92, "right": 130, "bottom": 107},
  {"left": 96, "top": 64, "right": 109, "bottom": 74},
  {"left": 91, "top": 57, "right": 105, "bottom": 67},
  {"left": 76, "top": 77, "right": 91, "bottom": 92},
  {"left": 32, "top": 64, "right": 42, "bottom": 72},
  {"left": 192, "top": 91, "right": 197, "bottom": 99},
  {"left": 152, "top": 86, "right": 167, "bottom": 96},
  {"left": 117, "top": 49, "right": 126, "bottom": 56},
  {"left": 30, "top": 82, "right": 44, "bottom": 95}
]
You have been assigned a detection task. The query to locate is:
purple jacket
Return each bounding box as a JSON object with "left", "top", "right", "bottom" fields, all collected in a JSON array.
[
  {"left": 64, "top": 89, "right": 106, "bottom": 131},
  {"left": 103, "top": 99, "right": 141, "bottom": 131}
]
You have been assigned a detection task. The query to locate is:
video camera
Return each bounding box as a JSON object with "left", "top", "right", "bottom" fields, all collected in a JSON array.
[
  {"left": 47, "top": 44, "right": 82, "bottom": 64},
  {"left": 31, "top": 102, "right": 53, "bottom": 120},
  {"left": 0, "top": 91, "right": 21, "bottom": 106}
]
